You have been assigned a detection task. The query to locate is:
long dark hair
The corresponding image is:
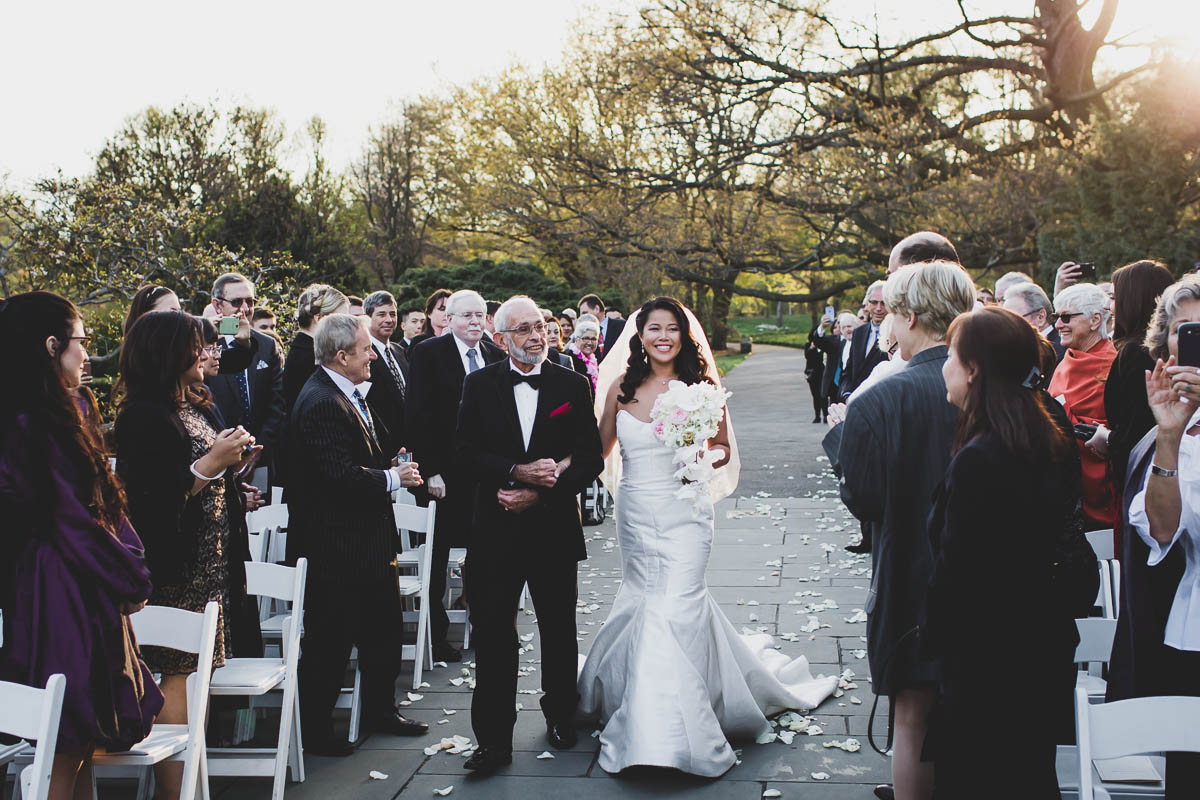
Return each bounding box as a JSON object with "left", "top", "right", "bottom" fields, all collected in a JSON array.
[
  {"left": 0, "top": 291, "right": 127, "bottom": 529},
  {"left": 123, "top": 284, "right": 177, "bottom": 335},
  {"left": 116, "top": 311, "right": 208, "bottom": 412},
  {"left": 1112, "top": 260, "right": 1175, "bottom": 352},
  {"left": 946, "top": 306, "right": 1071, "bottom": 461},
  {"left": 423, "top": 288, "right": 452, "bottom": 335},
  {"left": 618, "top": 297, "right": 713, "bottom": 403}
]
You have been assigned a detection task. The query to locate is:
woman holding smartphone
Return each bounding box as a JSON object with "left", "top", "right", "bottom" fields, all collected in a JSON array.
[{"left": 115, "top": 311, "right": 260, "bottom": 800}]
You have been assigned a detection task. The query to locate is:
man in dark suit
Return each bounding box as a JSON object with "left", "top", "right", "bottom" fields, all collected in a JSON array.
[
  {"left": 811, "top": 313, "right": 855, "bottom": 406},
  {"left": 579, "top": 293, "right": 624, "bottom": 363},
  {"left": 398, "top": 307, "right": 426, "bottom": 353},
  {"left": 288, "top": 313, "right": 427, "bottom": 755},
  {"left": 838, "top": 280, "right": 889, "bottom": 400},
  {"left": 363, "top": 290, "right": 410, "bottom": 456},
  {"left": 456, "top": 296, "right": 604, "bottom": 773},
  {"left": 206, "top": 273, "right": 286, "bottom": 473},
  {"left": 405, "top": 289, "right": 506, "bottom": 662}
]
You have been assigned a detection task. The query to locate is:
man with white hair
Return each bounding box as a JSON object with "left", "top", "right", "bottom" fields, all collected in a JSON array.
[
  {"left": 1003, "top": 281, "right": 1066, "bottom": 364},
  {"left": 288, "top": 314, "right": 426, "bottom": 754},
  {"left": 840, "top": 281, "right": 889, "bottom": 400},
  {"left": 405, "top": 289, "right": 506, "bottom": 661},
  {"left": 455, "top": 295, "right": 603, "bottom": 773},
  {"left": 993, "top": 270, "right": 1033, "bottom": 305}
]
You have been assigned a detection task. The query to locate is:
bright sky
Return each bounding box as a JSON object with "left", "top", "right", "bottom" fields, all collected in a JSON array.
[{"left": 3, "top": 0, "right": 1195, "bottom": 190}]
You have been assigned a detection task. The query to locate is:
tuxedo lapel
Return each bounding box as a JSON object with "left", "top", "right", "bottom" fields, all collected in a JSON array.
[{"left": 493, "top": 367, "right": 527, "bottom": 455}]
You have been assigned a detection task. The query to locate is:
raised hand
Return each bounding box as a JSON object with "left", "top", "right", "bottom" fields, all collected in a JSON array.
[{"left": 1148, "top": 357, "right": 1194, "bottom": 435}]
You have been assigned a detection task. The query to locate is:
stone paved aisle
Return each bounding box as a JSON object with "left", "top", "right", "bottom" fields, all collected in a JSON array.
[{"left": 215, "top": 346, "right": 889, "bottom": 799}]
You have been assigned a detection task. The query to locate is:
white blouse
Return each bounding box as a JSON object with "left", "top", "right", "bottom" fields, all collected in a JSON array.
[{"left": 1129, "top": 407, "right": 1200, "bottom": 651}]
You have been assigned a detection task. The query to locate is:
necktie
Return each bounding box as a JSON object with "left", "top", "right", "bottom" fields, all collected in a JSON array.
[
  {"left": 351, "top": 388, "right": 378, "bottom": 444},
  {"left": 510, "top": 372, "right": 543, "bottom": 390},
  {"left": 235, "top": 371, "right": 252, "bottom": 423},
  {"left": 383, "top": 346, "right": 406, "bottom": 399},
  {"left": 866, "top": 324, "right": 878, "bottom": 354},
  {"left": 466, "top": 348, "right": 480, "bottom": 373}
]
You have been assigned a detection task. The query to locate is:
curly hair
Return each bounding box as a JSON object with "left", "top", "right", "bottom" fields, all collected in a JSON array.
[
  {"left": 618, "top": 297, "right": 713, "bottom": 404},
  {"left": 116, "top": 311, "right": 209, "bottom": 412}
]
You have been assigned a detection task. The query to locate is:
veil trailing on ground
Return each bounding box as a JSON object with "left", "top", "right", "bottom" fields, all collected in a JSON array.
[{"left": 594, "top": 303, "right": 740, "bottom": 503}]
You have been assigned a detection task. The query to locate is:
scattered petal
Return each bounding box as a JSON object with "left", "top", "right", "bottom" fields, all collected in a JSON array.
[
  {"left": 369, "top": 770, "right": 389, "bottom": 780},
  {"left": 433, "top": 787, "right": 454, "bottom": 797},
  {"left": 536, "top": 751, "right": 555, "bottom": 760},
  {"left": 763, "top": 791, "right": 783, "bottom": 799},
  {"left": 811, "top": 771, "right": 830, "bottom": 780},
  {"left": 407, "top": 692, "right": 424, "bottom": 701}
]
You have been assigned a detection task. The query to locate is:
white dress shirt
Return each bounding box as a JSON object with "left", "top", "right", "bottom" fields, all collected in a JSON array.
[
  {"left": 1130, "top": 406, "right": 1200, "bottom": 651},
  {"left": 511, "top": 362, "right": 542, "bottom": 450},
  {"left": 865, "top": 322, "right": 880, "bottom": 354},
  {"left": 452, "top": 334, "right": 484, "bottom": 376},
  {"left": 320, "top": 366, "right": 400, "bottom": 492}
]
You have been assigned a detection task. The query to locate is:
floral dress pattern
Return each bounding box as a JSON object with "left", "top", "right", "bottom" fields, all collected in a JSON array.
[{"left": 141, "top": 405, "right": 232, "bottom": 675}]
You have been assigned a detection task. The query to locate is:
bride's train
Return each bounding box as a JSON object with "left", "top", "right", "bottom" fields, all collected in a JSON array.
[{"left": 578, "top": 411, "right": 838, "bottom": 776}]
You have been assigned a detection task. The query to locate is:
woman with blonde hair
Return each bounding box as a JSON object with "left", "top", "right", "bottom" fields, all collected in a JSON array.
[
  {"left": 282, "top": 284, "right": 350, "bottom": 414},
  {"left": 839, "top": 260, "right": 976, "bottom": 800}
]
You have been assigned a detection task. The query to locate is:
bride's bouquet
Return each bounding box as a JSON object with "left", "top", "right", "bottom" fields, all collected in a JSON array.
[{"left": 649, "top": 380, "right": 731, "bottom": 511}]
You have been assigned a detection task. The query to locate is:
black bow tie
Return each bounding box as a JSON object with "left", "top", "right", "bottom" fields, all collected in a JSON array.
[{"left": 510, "top": 372, "right": 543, "bottom": 390}]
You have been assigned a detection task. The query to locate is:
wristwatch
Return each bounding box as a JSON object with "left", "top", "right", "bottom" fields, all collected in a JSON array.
[{"left": 1151, "top": 463, "right": 1178, "bottom": 478}]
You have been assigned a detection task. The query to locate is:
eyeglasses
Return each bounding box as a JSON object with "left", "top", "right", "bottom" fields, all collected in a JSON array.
[
  {"left": 218, "top": 296, "right": 256, "bottom": 309},
  {"left": 502, "top": 322, "right": 547, "bottom": 337},
  {"left": 69, "top": 335, "right": 91, "bottom": 348},
  {"left": 579, "top": 335, "right": 599, "bottom": 343},
  {"left": 1054, "top": 312, "right": 1085, "bottom": 324},
  {"left": 202, "top": 344, "right": 223, "bottom": 356}
]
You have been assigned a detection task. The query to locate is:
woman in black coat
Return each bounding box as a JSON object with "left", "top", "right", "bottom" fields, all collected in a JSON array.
[
  {"left": 283, "top": 284, "right": 349, "bottom": 415},
  {"left": 923, "top": 307, "right": 1092, "bottom": 799}
]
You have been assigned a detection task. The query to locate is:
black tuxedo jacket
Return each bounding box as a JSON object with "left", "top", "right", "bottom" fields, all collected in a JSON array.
[
  {"left": 839, "top": 321, "right": 888, "bottom": 400},
  {"left": 456, "top": 360, "right": 604, "bottom": 563},
  {"left": 597, "top": 318, "right": 626, "bottom": 363},
  {"left": 206, "top": 329, "right": 286, "bottom": 454},
  {"left": 404, "top": 333, "right": 506, "bottom": 481},
  {"left": 367, "top": 339, "right": 411, "bottom": 457},
  {"left": 287, "top": 368, "right": 397, "bottom": 581}
]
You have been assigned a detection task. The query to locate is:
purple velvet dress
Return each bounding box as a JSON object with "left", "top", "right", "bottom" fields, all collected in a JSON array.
[{"left": 0, "top": 414, "right": 163, "bottom": 751}]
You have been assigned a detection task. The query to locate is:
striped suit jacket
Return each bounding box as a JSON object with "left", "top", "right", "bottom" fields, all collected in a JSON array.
[
  {"left": 838, "top": 345, "right": 957, "bottom": 694},
  {"left": 286, "top": 368, "right": 397, "bottom": 581}
]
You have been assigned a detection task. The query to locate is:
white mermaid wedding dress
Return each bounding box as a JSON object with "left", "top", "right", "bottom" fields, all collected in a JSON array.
[{"left": 577, "top": 410, "right": 838, "bottom": 776}]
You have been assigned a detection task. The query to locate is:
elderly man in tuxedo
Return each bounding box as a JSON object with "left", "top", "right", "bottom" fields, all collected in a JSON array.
[
  {"left": 364, "top": 290, "right": 410, "bottom": 456},
  {"left": 838, "top": 280, "right": 889, "bottom": 400},
  {"left": 405, "top": 289, "right": 506, "bottom": 662},
  {"left": 289, "top": 314, "right": 427, "bottom": 755},
  {"left": 1003, "top": 281, "right": 1067, "bottom": 364},
  {"left": 456, "top": 295, "right": 603, "bottom": 773},
  {"left": 205, "top": 272, "right": 286, "bottom": 473}
]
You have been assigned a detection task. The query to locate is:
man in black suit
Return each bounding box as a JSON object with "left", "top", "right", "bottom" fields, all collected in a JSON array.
[
  {"left": 811, "top": 313, "right": 855, "bottom": 406},
  {"left": 579, "top": 293, "right": 624, "bottom": 363},
  {"left": 289, "top": 314, "right": 427, "bottom": 755},
  {"left": 364, "top": 290, "right": 410, "bottom": 456},
  {"left": 398, "top": 307, "right": 426, "bottom": 353},
  {"left": 456, "top": 296, "right": 604, "bottom": 773},
  {"left": 838, "top": 280, "right": 889, "bottom": 400},
  {"left": 206, "top": 272, "right": 286, "bottom": 473},
  {"left": 405, "top": 289, "right": 506, "bottom": 662}
]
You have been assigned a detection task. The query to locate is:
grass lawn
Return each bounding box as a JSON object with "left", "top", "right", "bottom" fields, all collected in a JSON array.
[
  {"left": 727, "top": 314, "right": 817, "bottom": 348},
  {"left": 714, "top": 351, "right": 749, "bottom": 376}
]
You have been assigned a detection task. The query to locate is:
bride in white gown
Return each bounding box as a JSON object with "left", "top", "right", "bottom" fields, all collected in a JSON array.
[{"left": 577, "top": 297, "right": 838, "bottom": 776}]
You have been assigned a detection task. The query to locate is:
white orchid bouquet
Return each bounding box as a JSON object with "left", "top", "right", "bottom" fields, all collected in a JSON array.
[{"left": 649, "top": 379, "right": 731, "bottom": 511}]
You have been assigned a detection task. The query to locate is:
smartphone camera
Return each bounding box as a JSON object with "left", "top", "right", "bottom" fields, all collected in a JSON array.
[{"left": 1076, "top": 262, "right": 1096, "bottom": 280}]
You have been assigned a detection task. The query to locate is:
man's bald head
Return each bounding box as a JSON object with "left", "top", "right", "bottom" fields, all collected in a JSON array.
[{"left": 888, "top": 231, "right": 960, "bottom": 274}]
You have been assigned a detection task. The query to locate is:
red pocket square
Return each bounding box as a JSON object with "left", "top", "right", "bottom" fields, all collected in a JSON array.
[{"left": 550, "top": 401, "right": 572, "bottom": 418}]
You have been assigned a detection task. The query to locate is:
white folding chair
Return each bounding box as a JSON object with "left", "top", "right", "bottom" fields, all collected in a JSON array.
[
  {"left": 92, "top": 602, "right": 220, "bottom": 800},
  {"left": 1074, "top": 617, "right": 1117, "bottom": 701},
  {"left": 270, "top": 486, "right": 284, "bottom": 507},
  {"left": 1075, "top": 688, "right": 1200, "bottom": 799},
  {"left": 1086, "top": 529, "right": 1118, "bottom": 619},
  {"left": 339, "top": 502, "right": 437, "bottom": 742},
  {"left": 0, "top": 674, "right": 65, "bottom": 800},
  {"left": 207, "top": 559, "right": 307, "bottom": 800},
  {"left": 445, "top": 547, "right": 470, "bottom": 650}
]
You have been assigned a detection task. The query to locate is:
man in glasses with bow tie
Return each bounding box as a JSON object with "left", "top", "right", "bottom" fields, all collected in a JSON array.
[{"left": 454, "top": 295, "right": 603, "bottom": 774}]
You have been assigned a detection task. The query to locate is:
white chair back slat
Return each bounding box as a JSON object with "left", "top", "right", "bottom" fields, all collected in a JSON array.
[
  {"left": 270, "top": 486, "right": 284, "bottom": 506},
  {"left": 245, "top": 560, "right": 305, "bottom": 603},
  {"left": 247, "top": 529, "right": 269, "bottom": 563},
  {"left": 1074, "top": 618, "right": 1118, "bottom": 666},
  {"left": 1085, "top": 529, "right": 1115, "bottom": 561},
  {"left": 131, "top": 604, "right": 217, "bottom": 655},
  {"left": 394, "top": 501, "right": 435, "bottom": 554},
  {"left": 0, "top": 674, "right": 65, "bottom": 800}
]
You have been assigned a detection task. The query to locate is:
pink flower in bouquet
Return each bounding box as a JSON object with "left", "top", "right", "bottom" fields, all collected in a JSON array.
[
  {"left": 670, "top": 407, "right": 689, "bottom": 424},
  {"left": 653, "top": 420, "right": 665, "bottom": 439}
]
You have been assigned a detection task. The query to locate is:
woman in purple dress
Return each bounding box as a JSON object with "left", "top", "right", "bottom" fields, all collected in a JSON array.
[{"left": 0, "top": 291, "right": 163, "bottom": 800}]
